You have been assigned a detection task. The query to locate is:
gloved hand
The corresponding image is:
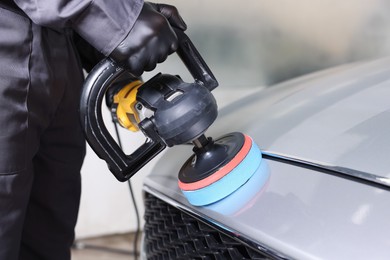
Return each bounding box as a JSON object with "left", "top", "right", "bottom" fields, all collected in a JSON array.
[{"left": 110, "top": 2, "right": 187, "bottom": 76}]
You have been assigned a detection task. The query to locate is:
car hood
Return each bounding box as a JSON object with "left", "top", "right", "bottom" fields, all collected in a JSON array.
[
  {"left": 143, "top": 57, "right": 390, "bottom": 259},
  {"left": 209, "top": 57, "right": 390, "bottom": 180}
]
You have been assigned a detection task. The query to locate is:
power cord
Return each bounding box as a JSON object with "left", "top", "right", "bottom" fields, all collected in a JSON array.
[
  {"left": 72, "top": 116, "right": 141, "bottom": 259},
  {"left": 112, "top": 119, "right": 141, "bottom": 260}
]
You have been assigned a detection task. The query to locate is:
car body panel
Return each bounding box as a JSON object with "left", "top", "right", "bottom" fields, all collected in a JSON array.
[
  {"left": 145, "top": 151, "right": 390, "bottom": 259},
  {"left": 143, "top": 57, "right": 390, "bottom": 259},
  {"left": 211, "top": 57, "right": 390, "bottom": 179}
]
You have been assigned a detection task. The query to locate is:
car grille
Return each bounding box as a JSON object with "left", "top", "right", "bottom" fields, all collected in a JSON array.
[{"left": 143, "top": 192, "right": 271, "bottom": 260}]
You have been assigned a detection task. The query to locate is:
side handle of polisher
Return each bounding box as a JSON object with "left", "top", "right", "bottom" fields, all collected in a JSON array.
[
  {"left": 174, "top": 29, "right": 218, "bottom": 91},
  {"left": 80, "top": 31, "right": 218, "bottom": 182}
]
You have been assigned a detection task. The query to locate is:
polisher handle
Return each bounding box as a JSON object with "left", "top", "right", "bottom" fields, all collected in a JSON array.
[
  {"left": 80, "top": 31, "right": 217, "bottom": 181},
  {"left": 175, "top": 29, "right": 218, "bottom": 91}
]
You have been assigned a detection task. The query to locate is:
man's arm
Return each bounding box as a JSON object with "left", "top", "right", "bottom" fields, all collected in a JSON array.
[
  {"left": 13, "top": 0, "right": 143, "bottom": 56},
  {"left": 13, "top": 0, "right": 186, "bottom": 76}
]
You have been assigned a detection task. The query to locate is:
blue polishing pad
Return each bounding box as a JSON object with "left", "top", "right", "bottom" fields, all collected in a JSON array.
[
  {"left": 205, "top": 160, "right": 270, "bottom": 215},
  {"left": 182, "top": 139, "right": 262, "bottom": 206}
]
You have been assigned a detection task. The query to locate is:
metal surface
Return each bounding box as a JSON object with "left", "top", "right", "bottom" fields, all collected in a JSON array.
[
  {"left": 143, "top": 57, "right": 390, "bottom": 259},
  {"left": 209, "top": 57, "right": 390, "bottom": 180},
  {"left": 262, "top": 151, "right": 390, "bottom": 190},
  {"left": 144, "top": 153, "right": 390, "bottom": 259}
]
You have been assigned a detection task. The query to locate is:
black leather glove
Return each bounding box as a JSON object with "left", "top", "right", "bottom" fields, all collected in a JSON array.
[{"left": 110, "top": 2, "right": 187, "bottom": 76}]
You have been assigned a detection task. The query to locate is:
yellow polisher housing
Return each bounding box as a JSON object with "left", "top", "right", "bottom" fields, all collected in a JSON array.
[{"left": 113, "top": 80, "right": 143, "bottom": 132}]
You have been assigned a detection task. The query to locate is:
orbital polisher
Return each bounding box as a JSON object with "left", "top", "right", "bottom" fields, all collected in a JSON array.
[{"left": 80, "top": 30, "right": 263, "bottom": 206}]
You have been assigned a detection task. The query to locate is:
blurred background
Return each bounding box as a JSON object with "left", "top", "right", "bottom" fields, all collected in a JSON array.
[
  {"left": 75, "top": 0, "right": 390, "bottom": 247},
  {"left": 150, "top": 0, "right": 390, "bottom": 87}
]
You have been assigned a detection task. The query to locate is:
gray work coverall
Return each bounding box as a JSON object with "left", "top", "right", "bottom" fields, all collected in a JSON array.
[{"left": 0, "top": 0, "right": 143, "bottom": 259}]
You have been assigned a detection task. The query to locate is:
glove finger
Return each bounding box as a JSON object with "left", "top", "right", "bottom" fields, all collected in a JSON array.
[
  {"left": 153, "top": 3, "right": 187, "bottom": 31},
  {"left": 147, "top": 42, "right": 171, "bottom": 70},
  {"left": 126, "top": 55, "right": 144, "bottom": 77},
  {"left": 145, "top": 60, "right": 157, "bottom": 72},
  {"left": 158, "top": 53, "right": 168, "bottom": 64}
]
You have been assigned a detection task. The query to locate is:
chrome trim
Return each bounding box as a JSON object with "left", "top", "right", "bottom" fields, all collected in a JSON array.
[
  {"left": 143, "top": 185, "right": 291, "bottom": 260},
  {"left": 261, "top": 151, "right": 390, "bottom": 190}
]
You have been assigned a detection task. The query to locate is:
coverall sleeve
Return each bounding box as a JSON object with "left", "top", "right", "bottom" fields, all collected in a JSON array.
[{"left": 13, "top": 0, "right": 144, "bottom": 56}]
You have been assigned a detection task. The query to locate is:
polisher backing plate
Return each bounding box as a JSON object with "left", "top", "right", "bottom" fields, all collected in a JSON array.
[{"left": 179, "top": 133, "right": 262, "bottom": 206}]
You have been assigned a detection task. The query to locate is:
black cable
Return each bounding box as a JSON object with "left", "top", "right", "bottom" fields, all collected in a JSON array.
[
  {"left": 72, "top": 117, "right": 141, "bottom": 258},
  {"left": 112, "top": 119, "right": 141, "bottom": 259}
]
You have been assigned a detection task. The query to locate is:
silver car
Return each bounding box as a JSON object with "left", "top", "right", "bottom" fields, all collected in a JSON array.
[{"left": 141, "top": 57, "right": 390, "bottom": 259}]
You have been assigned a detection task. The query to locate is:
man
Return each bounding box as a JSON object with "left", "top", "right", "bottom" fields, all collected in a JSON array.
[{"left": 0, "top": 0, "right": 186, "bottom": 259}]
